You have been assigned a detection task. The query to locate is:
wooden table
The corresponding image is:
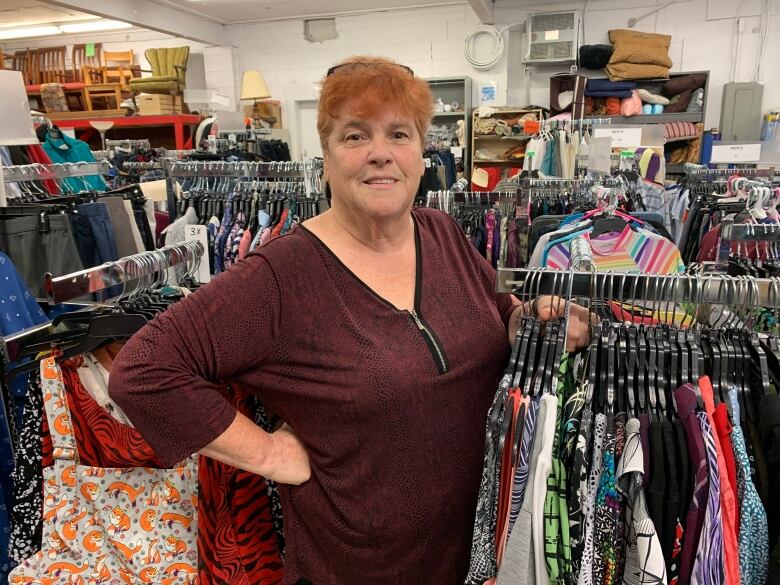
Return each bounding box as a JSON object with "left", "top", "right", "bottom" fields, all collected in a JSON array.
[{"left": 52, "top": 114, "right": 202, "bottom": 149}]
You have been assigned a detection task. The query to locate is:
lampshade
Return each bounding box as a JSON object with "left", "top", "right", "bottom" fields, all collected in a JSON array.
[{"left": 241, "top": 70, "right": 271, "bottom": 101}]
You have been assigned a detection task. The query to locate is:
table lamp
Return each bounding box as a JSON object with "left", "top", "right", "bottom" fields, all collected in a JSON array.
[{"left": 240, "top": 70, "right": 272, "bottom": 129}]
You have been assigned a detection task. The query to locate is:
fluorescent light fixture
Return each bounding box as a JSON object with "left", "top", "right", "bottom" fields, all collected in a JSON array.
[
  {"left": 59, "top": 20, "right": 133, "bottom": 33},
  {"left": 0, "top": 26, "right": 61, "bottom": 40}
]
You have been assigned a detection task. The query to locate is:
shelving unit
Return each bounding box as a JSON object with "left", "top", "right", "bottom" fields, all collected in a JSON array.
[
  {"left": 470, "top": 107, "right": 544, "bottom": 182},
  {"left": 586, "top": 112, "right": 703, "bottom": 124},
  {"left": 426, "top": 77, "right": 472, "bottom": 180}
]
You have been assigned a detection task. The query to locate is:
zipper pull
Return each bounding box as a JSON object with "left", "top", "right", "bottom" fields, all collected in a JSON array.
[{"left": 409, "top": 309, "right": 425, "bottom": 330}]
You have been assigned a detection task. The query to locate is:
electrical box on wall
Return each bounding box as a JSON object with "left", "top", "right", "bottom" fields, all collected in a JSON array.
[
  {"left": 720, "top": 82, "right": 764, "bottom": 141},
  {"left": 523, "top": 11, "right": 580, "bottom": 64}
]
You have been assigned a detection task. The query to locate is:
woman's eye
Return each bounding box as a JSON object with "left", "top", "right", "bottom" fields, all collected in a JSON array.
[
  {"left": 393, "top": 132, "right": 409, "bottom": 140},
  {"left": 345, "top": 133, "right": 365, "bottom": 141}
]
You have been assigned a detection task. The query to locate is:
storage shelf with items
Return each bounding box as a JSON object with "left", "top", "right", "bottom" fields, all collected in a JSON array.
[
  {"left": 425, "top": 77, "right": 472, "bottom": 183},
  {"left": 470, "top": 107, "right": 544, "bottom": 190},
  {"left": 581, "top": 71, "right": 709, "bottom": 176}
]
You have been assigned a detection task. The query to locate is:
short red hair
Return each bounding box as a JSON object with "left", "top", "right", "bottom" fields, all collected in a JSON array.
[{"left": 317, "top": 56, "right": 433, "bottom": 152}]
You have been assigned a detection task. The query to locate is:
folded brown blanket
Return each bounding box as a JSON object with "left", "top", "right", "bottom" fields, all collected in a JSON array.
[
  {"left": 665, "top": 90, "right": 693, "bottom": 113},
  {"left": 605, "top": 62, "right": 670, "bottom": 81}
]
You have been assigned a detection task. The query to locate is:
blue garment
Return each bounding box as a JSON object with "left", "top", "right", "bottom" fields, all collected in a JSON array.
[
  {"left": 40, "top": 133, "right": 107, "bottom": 192},
  {"left": 249, "top": 210, "right": 272, "bottom": 252},
  {"left": 0, "top": 252, "right": 49, "bottom": 585}
]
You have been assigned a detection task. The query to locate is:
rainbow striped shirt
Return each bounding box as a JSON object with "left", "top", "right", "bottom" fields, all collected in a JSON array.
[{"left": 545, "top": 226, "right": 685, "bottom": 274}]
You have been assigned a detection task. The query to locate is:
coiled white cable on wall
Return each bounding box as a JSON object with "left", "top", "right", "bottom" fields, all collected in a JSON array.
[{"left": 464, "top": 24, "right": 508, "bottom": 70}]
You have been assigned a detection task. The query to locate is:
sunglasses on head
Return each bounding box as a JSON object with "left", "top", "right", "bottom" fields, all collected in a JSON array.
[{"left": 326, "top": 62, "right": 415, "bottom": 77}]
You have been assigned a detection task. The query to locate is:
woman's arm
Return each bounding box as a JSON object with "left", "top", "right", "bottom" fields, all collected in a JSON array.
[
  {"left": 199, "top": 413, "right": 310, "bottom": 484},
  {"left": 109, "top": 254, "right": 287, "bottom": 469}
]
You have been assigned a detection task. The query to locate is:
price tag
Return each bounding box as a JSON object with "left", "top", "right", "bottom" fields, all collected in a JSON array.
[
  {"left": 593, "top": 127, "right": 643, "bottom": 148},
  {"left": 545, "top": 30, "right": 560, "bottom": 41},
  {"left": 185, "top": 224, "right": 211, "bottom": 284},
  {"left": 710, "top": 143, "right": 762, "bottom": 163},
  {"left": 424, "top": 158, "right": 432, "bottom": 168},
  {"left": 255, "top": 127, "right": 272, "bottom": 135},
  {"left": 451, "top": 146, "right": 463, "bottom": 159}
]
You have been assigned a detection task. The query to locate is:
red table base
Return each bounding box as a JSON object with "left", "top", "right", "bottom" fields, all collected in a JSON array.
[{"left": 52, "top": 114, "right": 202, "bottom": 150}]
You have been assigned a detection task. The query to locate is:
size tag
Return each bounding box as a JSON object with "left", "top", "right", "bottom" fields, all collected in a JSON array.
[
  {"left": 593, "top": 127, "right": 643, "bottom": 148},
  {"left": 185, "top": 224, "right": 211, "bottom": 284},
  {"left": 451, "top": 146, "right": 463, "bottom": 158},
  {"left": 424, "top": 158, "right": 432, "bottom": 168},
  {"left": 710, "top": 143, "right": 762, "bottom": 163}
]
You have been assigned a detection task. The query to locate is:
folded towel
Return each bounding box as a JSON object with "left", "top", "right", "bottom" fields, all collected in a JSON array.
[
  {"left": 621, "top": 90, "right": 643, "bottom": 116},
  {"left": 637, "top": 88, "right": 670, "bottom": 105}
]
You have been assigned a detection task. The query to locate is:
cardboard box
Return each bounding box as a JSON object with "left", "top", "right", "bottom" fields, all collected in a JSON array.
[
  {"left": 243, "top": 100, "right": 282, "bottom": 128},
  {"left": 137, "top": 94, "right": 183, "bottom": 115}
]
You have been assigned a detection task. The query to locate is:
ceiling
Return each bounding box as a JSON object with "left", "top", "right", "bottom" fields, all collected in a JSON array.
[
  {"left": 158, "top": 0, "right": 466, "bottom": 24},
  {"left": 0, "top": 0, "right": 97, "bottom": 28}
]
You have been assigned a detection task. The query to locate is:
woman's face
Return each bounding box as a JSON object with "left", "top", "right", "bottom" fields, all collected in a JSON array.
[{"left": 323, "top": 100, "right": 425, "bottom": 222}]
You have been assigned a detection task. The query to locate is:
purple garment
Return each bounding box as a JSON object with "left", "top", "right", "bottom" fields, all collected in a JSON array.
[
  {"left": 639, "top": 413, "right": 651, "bottom": 478},
  {"left": 492, "top": 219, "right": 500, "bottom": 267},
  {"left": 674, "top": 383, "right": 709, "bottom": 585},
  {"left": 506, "top": 220, "right": 517, "bottom": 268}
]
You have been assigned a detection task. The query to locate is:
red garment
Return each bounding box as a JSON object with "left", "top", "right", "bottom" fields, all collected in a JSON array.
[
  {"left": 496, "top": 390, "right": 525, "bottom": 566},
  {"left": 198, "top": 384, "right": 284, "bottom": 584},
  {"left": 41, "top": 357, "right": 164, "bottom": 468},
  {"left": 697, "top": 224, "right": 768, "bottom": 262},
  {"left": 472, "top": 166, "right": 502, "bottom": 192},
  {"left": 26, "top": 144, "right": 60, "bottom": 195},
  {"left": 698, "top": 377, "right": 741, "bottom": 585},
  {"left": 712, "top": 403, "right": 740, "bottom": 534},
  {"left": 606, "top": 97, "right": 622, "bottom": 115},
  {"left": 270, "top": 210, "right": 289, "bottom": 238}
]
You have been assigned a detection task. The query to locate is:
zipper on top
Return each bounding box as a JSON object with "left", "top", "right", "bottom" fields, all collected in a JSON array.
[
  {"left": 409, "top": 220, "right": 449, "bottom": 375},
  {"left": 409, "top": 309, "right": 449, "bottom": 374}
]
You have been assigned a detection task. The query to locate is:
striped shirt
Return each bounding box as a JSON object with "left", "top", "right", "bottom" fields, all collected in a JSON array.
[
  {"left": 692, "top": 412, "right": 726, "bottom": 585},
  {"left": 546, "top": 226, "right": 684, "bottom": 274}
]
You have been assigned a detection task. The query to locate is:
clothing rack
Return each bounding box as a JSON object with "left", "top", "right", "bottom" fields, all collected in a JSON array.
[
  {"left": 496, "top": 267, "right": 780, "bottom": 307},
  {"left": 122, "top": 160, "right": 163, "bottom": 171},
  {"left": 540, "top": 117, "right": 612, "bottom": 130},
  {"left": 1, "top": 161, "right": 110, "bottom": 184},
  {"left": 42, "top": 240, "right": 205, "bottom": 305},
  {"left": 164, "top": 159, "right": 322, "bottom": 179},
  {"left": 105, "top": 138, "right": 151, "bottom": 150},
  {"left": 0, "top": 161, "right": 111, "bottom": 206},
  {"left": 685, "top": 165, "right": 777, "bottom": 178}
]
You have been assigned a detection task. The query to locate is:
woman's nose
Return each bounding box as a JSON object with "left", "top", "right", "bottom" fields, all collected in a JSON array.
[{"left": 366, "top": 137, "right": 393, "bottom": 165}]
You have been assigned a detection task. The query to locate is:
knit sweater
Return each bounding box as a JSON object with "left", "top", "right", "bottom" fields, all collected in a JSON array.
[{"left": 109, "top": 207, "right": 515, "bottom": 585}]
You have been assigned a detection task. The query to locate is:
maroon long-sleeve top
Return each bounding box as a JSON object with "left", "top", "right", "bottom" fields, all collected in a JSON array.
[{"left": 109, "top": 208, "right": 515, "bottom": 585}]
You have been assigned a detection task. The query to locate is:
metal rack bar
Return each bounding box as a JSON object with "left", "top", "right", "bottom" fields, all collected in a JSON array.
[
  {"left": 43, "top": 241, "right": 204, "bottom": 305},
  {"left": 496, "top": 268, "right": 780, "bottom": 307},
  {"left": 106, "top": 138, "right": 151, "bottom": 149},
  {"left": 685, "top": 165, "right": 777, "bottom": 177},
  {"left": 1, "top": 161, "right": 110, "bottom": 183},
  {"left": 164, "top": 159, "right": 323, "bottom": 179}
]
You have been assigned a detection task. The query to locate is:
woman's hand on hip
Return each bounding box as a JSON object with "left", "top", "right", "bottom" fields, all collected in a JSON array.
[
  {"left": 508, "top": 295, "right": 593, "bottom": 352},
  {"left": 264, "top": 424, "right": 312, "bottom": 485}
]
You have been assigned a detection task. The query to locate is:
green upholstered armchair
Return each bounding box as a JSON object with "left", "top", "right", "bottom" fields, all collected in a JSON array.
[{"left": 129, "top": 46, "right": 190, "bottom": 107}]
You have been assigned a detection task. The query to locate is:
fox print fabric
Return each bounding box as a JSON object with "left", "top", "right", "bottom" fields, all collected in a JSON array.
[{"left": 9, "top": 357, "right": 198, "bottom": 585}]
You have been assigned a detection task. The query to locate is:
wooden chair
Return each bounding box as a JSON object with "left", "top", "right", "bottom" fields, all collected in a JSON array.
[
  {"left": 81, "top": 65, "right": 122, "bottom": 111},
  {"left": 72, "top": 43, "right": 102, "bottom": 83},
  {"left": 12, "top": 50, "right": 35, "bottom": 86},
  {"left": 36, "top": 46, "right": 68, "bottom": 84},
  {"left": 0, "top": 51, "right": 8, "bottom": 70},
  {"left": 104, "top": 50, "right": 136, "bottom": 89}
]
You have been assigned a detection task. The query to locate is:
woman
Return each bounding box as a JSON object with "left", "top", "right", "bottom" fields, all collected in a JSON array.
[{"left": 109, "top": 56, "right": 591, "bottom": 585}]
